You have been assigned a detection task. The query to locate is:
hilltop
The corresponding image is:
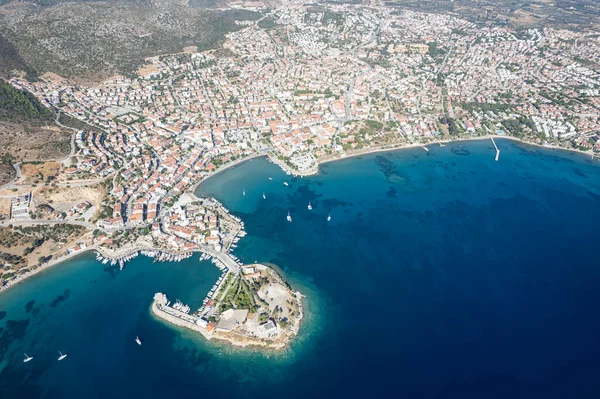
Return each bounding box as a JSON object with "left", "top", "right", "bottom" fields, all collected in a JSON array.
[{"left": 0, "top": 1, "right": 260, "bottom": 82}]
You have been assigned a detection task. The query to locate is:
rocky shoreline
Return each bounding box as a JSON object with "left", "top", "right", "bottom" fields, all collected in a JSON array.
[{"left": 151, "top": 264, "right": 304, "bottom": 351}]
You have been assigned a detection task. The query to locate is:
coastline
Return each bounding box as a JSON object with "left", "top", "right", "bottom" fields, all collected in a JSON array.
[
  {"left": 307, "top": 134, "right": 596, "bottom": 177},
  {"left": 150, "top": 294, "right": 301, "bottom": 351},
  {"left": 189, "top": 152, "right": 268, "bottom": 194},
  {"left": 1, "top": 134, "right": 595, "bottom": 297},
  {"left": 150, "top": 262, "right": 305, "bottom": 351},
  {"left": 0, "top": 245, "right": 97, "bottom": 294},
  {"left": 0, "top": 233, "right": 307, "bottom": 351}
]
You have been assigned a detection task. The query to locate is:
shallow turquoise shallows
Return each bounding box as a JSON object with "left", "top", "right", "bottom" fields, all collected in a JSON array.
[{"left": 2, "top": 139, "right": 600, "bottom": 399}]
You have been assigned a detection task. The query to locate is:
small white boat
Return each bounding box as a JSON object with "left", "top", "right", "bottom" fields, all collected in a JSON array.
[
  {"left": 307, "top": 201, "right": 312, "bottom": 211},
  {"left": 135, "top": 336, "right": 142, "bottom": 346},
  {"left": 263, "top": 192, "right": 266, "bottom": 199},
  {"left": 327, "top": 213, "right": 331, "bottom": 222},
  {"left": 287, "top": 211, "right": 292, "bottom": 223},
  {"left": 283, "top": 182, "right": 289, "bottom": 187},
  {"left": 57, "top": 351, "right": 67, "bottom": 361},
  {"left": 23, "top": 353, "right": 33, "bottom": 363},
  {"left": 268, "top": 177, "right": 273, "bottom": 180},
  {"left": 243, "top": 189, "right": 246, "bottom": 196}
]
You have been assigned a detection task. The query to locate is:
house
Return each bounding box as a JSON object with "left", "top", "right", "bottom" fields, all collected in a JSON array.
[
  {"left": 10, "top": 193, "right": 31, "bottom": 219},
  {"left": 98, "top": 217, "right": 124, "bottom": 229}
]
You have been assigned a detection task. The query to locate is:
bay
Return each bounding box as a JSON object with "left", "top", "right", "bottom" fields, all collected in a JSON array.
[{"left": 2, "top": 139, "right": 600, "bottom": 398}]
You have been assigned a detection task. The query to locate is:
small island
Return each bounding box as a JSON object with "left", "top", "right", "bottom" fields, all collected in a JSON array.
[{"left": 152, "top": 263, "right": 303, "bottom": 349}]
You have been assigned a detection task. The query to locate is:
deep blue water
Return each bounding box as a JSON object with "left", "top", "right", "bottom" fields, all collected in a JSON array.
[{"left": 1, "top": 139, "right": 600, "bottom": 398}]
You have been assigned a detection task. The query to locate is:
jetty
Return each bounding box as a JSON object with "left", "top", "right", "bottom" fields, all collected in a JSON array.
[
  {"left": 151, "top": 260, "right": 304, "bottom": 350},
  {"left": 491, "top": 137, "right": 500, "bottom": 161},
  {"left": 152, "top": 293, "right": 213, "bottom": 340}
]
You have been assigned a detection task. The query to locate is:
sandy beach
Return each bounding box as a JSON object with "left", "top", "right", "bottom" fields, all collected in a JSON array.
[{"left": 308, "top": 134, "right": 596, "bottom": 177}]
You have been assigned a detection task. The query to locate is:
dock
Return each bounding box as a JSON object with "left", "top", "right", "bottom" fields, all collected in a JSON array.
[
  {"left": 152, "top": 293, "right": 212, "bottom": 340},
  {"left": 491, "top": 137, "right": 500, "bottom": 161}
]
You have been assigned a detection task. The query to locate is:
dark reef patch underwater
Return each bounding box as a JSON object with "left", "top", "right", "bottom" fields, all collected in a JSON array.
[{"left": 1, "top": 139, "right": 600, "bottom": 399}]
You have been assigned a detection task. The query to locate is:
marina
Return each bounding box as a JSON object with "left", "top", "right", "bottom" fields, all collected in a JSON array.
[
  {"left": 95, "top": 250, "right": 194, "bottom": 268},
  {"left": 1, "top": 141, "right": 599, "bottom": 398}
]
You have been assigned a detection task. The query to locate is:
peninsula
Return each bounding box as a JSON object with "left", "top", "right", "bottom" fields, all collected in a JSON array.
[
  {"left": 2, "top": 2, "right": 600, "bottom": 348},
  {"left": 152, "top": 263, "right": 303, "bottom": 349}
]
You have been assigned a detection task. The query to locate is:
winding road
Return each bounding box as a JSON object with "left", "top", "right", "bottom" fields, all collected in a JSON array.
[{"left": 54, "top": 111, "right": 80, "bottom": 166}]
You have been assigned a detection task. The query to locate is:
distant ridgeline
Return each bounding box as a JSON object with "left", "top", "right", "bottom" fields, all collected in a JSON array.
[
  {"left": 0, "top": 79, "right": 53, "bottom": 122},
  {"left": 0, "top": 32, "right": 38, "bottom": 80}
]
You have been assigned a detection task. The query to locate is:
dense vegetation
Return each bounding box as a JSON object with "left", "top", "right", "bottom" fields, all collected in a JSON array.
[
  {"left": 219, "top": 275, "right": 257, "bottom": 312},
  {"left": 500, "top": 116, "right": 536, "bottom": 138},
  {"left": 0, "top": 79, "right": 53, "bottom": 122},
  {"left": 439, "top": 116, "right": 462, "bottom": 136}
]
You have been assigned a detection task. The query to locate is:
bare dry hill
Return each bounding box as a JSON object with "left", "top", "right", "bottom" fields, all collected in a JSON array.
[
  {"left": 0, "top": 1, "right": 260, "bottom": 82},
  {"left": 0, "top": 79, "right": 71, "bottom": 173}
]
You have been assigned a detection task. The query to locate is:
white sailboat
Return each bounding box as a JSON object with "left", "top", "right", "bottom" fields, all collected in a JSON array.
[
  {"left": 327, "top": 213, "right": 331, "bottom": 222},
  {"left": 135, "top": 336, "right": 142, "bottom": 346},
  {"left": 287, "top": 211, "right": 292, "bottom": 223},
  {"left": 23, "top": 353, "right": 33, "bottom": 363},
  {"left": 283, "top": 182, "right": 289, "bottom": 187},
  {"left": 307, "top": 201, "right": 312, "bottom": 211},
  {"left": 57, "top": 351, "right": 68, "bottom": 361},
  {"left": 262, "top": 193, "right": 266, "bottom": 199}
]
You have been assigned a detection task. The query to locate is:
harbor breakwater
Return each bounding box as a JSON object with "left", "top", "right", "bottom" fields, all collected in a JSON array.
[
  {"left": 151, "top": 293, "right": 213, "bottom": 340},
  {"left": 3, "top": 140, "right": 600, "bottom": 399}
]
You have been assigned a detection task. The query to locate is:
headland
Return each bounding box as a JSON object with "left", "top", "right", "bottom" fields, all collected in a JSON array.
[{"left": 151, "top": 263, "right": 303, "bottom": 350}]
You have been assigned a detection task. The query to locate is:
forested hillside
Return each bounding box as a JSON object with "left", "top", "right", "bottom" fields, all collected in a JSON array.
[{"left": 0, "top": 79, "right": 53, "bottom": 122}]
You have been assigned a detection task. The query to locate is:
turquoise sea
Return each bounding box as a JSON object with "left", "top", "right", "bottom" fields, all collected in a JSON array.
[{"left": 1, "top": 139, "right": 600, "bottom": 398}]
